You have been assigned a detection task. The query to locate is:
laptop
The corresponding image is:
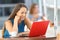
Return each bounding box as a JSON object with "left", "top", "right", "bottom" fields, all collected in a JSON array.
[
  {"left": 29, "top": 20, "right": 49, "bottom": 37},
  {"left": 18, "top": 21, "right": 49, "bottom": 37}
]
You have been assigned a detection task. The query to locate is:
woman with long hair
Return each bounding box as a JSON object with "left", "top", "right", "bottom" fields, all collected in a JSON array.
[
  {"left": 29, "top": 3, "right": 43, "bottom": 21},
  {"left": 2, "top": 3, "right": 32, "bottom": 38}
]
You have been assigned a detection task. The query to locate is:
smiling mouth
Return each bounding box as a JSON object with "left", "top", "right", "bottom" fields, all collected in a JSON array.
[{"left": 21, "top": 16, "right": 25, "bottom": 20}]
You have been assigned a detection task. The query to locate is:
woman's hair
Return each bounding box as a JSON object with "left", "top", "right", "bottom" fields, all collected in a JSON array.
[
  {"left": 8, "top": 3, "right": 28, "bottom": 20},
  {"left": 30, "top": 3, "right": 37, "bottom": 14}
]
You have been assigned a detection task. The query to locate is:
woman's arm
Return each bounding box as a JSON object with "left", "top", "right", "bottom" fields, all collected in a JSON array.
[
  {"left": 42, "top": 16, "right": 54, "bottom": 27},
  {"left": 17, "top": 31, "right": 29, "bottom": 37},
  {"left": 5, "top": 20, "right": 18, "bottom": 33},
  {"left": 5, "top": 16, "right": 21, "bottom": 33},
  {"left": 24, "top": 17, "right": 32, "bottom": 29},
  {"left": 17, "top": 17, "right": 31, "bottom": 37},
  {"left": 4, "top": 20, "right": 18, "bottom": 37}
]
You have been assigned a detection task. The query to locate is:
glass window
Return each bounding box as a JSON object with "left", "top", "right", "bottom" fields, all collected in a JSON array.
[
  {"left": 47, "top": 8, "right": 54, "bottom": 22},
  {"left": 57, "top": 9, "right": 60, "bottom": 26},
  {"left": 4, "top": 7, "right": 13, "bottom": 16},
  {"left": 0, "top": 0, "right": 24, "bottom": 4},
  {"left": 0, "top": 8, "right": 3, "bottom": 16}
]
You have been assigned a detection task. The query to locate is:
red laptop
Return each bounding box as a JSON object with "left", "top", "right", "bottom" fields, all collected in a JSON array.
[{"left": 29, "top": 20, "right": 49, "bottom": 37}]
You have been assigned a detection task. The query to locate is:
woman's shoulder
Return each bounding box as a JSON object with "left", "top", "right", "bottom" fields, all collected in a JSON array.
[
  {"left": 5, "top": 20, "right": 12, "bottom": 25},
  {"left": 29, "top": 13, "right": 33, "bottom": 16}
]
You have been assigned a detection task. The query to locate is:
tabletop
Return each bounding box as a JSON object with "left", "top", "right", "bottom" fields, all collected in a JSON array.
[{"left": 0, "top": 36, "right": 56, "bottom": 40}]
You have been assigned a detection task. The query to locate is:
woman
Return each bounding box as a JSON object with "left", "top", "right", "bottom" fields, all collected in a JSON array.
[
  {"left": 28, "top": 3, "right": 45, "bottom": 22},
  {"left": 25, "top": 3, "right": 47, "bottom": 31},
  {"left": 29, "top": 3, "right": 54, "bottom": 27},
  {"left": 2, "top": 3, "right": 32, "bottom": 38}
]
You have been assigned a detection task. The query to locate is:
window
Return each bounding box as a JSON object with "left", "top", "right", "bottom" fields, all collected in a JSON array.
[
  {"left": 47, "top": 8, "right": 54, "bottom": 22},
  {"left": 57, "top": 9, "right": 60, "bottom": 26},
  {"left": 4, "top": 7, "right": 13, "bottom": 16},
  {"left": 0, "top": 8, "right": 2, "bottom": 16},
  {"left": 0, "top": 0, "right": 24, "bottom": 4}
]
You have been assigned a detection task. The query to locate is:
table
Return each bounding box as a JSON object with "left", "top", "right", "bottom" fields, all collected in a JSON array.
[{"left": 0, "top": 36, "right": 56, "bottom": 40}]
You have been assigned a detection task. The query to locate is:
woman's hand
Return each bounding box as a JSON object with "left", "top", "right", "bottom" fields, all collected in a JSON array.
[
  {"left": 13, "top": 16, "right": 21, "bottom": 32},
  {"left": 17, "top": 31, "right": 29, "bottom": 37},
  {"left": 14, "top": 16, "right": 20, "bottom": 23}
]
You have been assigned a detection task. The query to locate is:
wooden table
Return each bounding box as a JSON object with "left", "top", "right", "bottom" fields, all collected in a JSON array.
[{"left": 0, "top": 36, "right": 56, "bottom": 40}]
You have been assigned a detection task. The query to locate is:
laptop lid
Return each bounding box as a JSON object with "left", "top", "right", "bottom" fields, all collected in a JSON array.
[{"left": 29, "top": 21, "right": 49, "bottom": 37}]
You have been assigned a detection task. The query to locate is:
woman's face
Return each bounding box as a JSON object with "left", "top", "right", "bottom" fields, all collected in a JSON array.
[
  {"left": 16, "top": 7, "right": 27, "bottom": 20},
  {"left": 33, "top": 5, "right": 39, "bottom": 14}
]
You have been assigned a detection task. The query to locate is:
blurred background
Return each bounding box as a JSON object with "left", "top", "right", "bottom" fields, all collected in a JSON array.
[
  {"left": 0, "top": 0, "right": 54, "bottom": 29},
  {"left": 0, "top": 0, "right": 60, "bottom": 37}
]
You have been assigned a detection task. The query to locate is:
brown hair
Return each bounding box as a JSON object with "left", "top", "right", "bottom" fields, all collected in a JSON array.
[
  {"left": 8, "top": 3, "right": 28, "bottom": 20},
  {"left": 30, "top": 3, "right": 37, "bottom": 14}
]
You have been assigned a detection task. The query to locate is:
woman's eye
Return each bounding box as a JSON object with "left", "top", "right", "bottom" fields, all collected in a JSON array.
[{"left": 21, "top": 12, "right": 27, "bottom": 14}]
